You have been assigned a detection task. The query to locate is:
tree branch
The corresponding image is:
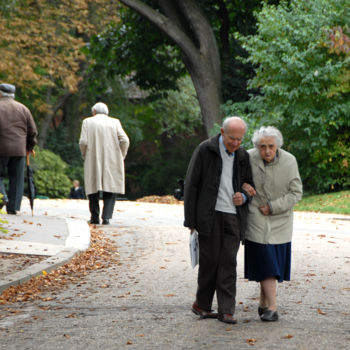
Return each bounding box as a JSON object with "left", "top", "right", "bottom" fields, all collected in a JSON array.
[
  {"left": 177, "top": 0, "right": 221, "bottom": 83},
  {"left": 119, "top": 0, "right": 200, "bottom": 63}
]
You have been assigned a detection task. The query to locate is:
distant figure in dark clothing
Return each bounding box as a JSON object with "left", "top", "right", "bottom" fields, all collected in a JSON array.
[
  {"left": 0, "top": 83, "right": 38, "bottom": 214},
  {"left": 69, "top": 180, "right": 85, "bottom": 199}
]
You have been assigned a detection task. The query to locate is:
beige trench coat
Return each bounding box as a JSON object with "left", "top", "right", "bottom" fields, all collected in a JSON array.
[
  {"left": 245, "top": 148, "right": 302, "bottom": 244},
  {"left": 79, "top": 114, "right": 129, "bottom": 196}
]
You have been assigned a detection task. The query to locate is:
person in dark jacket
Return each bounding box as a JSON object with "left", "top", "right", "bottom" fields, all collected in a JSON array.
[
  {"left": 69, "top": 180, "right": 85, "bottom": 199},
  {"left": 0, "top": 83, "right": 37, "bottom": 214},
  {"left": 184, "top": 116, "right": 255, "bottom": 324}
]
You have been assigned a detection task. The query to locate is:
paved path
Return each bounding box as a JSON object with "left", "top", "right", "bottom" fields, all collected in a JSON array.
[{"left": 0, "top": 199, "right": 349, "bottom": 349}]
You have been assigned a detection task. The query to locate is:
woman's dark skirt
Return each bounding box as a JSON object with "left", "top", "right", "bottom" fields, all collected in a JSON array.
[{"left": 244, "top": 239, "right": 291, "bottom": 283}]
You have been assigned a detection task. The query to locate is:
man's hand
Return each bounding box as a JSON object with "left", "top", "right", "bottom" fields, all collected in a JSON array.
[
  {"left": 242, "top": 183, "right": 256, "bottom": 196},
  {"left": 189, "top": 228, "right": 195, "bottom": 235},
  {"left": 233, "top": 192, "right": 244, "bottom": 206},
  {"left": 26, "top": 150, "right": 36, "bottom": 157},
  {"left": 259, "top": 204, "right": 271, "bottom": 216}
]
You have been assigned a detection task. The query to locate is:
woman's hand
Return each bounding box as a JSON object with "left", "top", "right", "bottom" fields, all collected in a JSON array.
[{"left": 259, "top": 204, "right": 271, "bottom": 216}]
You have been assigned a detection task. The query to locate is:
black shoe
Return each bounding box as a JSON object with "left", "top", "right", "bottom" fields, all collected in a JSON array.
[
  {"left": 102, "top": 219, "right": 110, "bottom": 225},
  {"left": 192, "top": 303, "right": 218, "bottom": 319},
  {"left": 260, "top": 310, "right": 278, "bottom": 322},
  {"left": 88, "top": 219, "right": 100, "bottom": 225},
  {"left": 258, "top": 306, "right": 268, "bottom": 316},
  {"left": 218, "top": 313, "right": 237, "bottom": 324},
  {"left": 7, "top": 210, "right": 17, "bottom": 215}
]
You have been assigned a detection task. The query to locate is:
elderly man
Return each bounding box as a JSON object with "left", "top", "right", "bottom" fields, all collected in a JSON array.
[
  {"left": 184, "top": 116, "right": 255, "bottom": 324},
  {"left": 79, "top": 102, "right": 129, "bottom": 225},
  {"left": 0, "top": 83, "right": 37, "bottom": 214}
]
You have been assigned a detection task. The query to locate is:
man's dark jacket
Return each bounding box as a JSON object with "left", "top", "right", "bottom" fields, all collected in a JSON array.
[
  {"left": 0, "top": 97, "right": 37, "bottom": 156},
  {"left": 184, "top": 134, "right": 254, "bottom": 242}
]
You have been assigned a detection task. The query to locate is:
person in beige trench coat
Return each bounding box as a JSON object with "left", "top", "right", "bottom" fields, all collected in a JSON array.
[{"left": 79, "top": 102, "right": 129, "bottom": 225}]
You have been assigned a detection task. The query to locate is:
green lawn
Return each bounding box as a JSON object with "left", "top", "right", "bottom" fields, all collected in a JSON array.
[{"left": 295, "top": 190, "right": 350, "bottom": 215}]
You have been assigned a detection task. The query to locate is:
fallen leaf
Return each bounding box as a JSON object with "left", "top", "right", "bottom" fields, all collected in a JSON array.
[
  {"left": 283, "top": 334, "right": 293, "bottom": 339},
  {"left": 317, "top": 308, "right": 326, "bottom": 315},
  {"left": 246, "top": 338, "right": 257, "bottom": 346},
  {"left": 164, "top": 294, "right": 175, "bottom": 297},
  {"left": 126, "top": 340, "right": 133, "bottom": 345}
]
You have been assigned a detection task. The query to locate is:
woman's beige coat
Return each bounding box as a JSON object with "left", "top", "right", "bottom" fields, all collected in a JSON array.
[
  {"left": 245, "top": 148, "right": 302, "bottom": 244},
  {"left": 79, "top": 114, "right": 129, "bottom": 196}
]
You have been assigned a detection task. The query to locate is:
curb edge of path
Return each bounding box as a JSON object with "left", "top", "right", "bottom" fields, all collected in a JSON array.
[{"left": 0, "top": 218, "right": 90, "bottom": 294}]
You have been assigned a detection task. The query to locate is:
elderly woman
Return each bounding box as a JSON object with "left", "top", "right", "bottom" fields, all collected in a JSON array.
[{"left": 243, "top": 126, "right": 302, "bottom": 322}]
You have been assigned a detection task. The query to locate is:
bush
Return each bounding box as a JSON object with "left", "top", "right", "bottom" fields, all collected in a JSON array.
[
  {"left": 30, "top": 147, "right": 72, "bottom": 198},
  {"left": 223, "top": 0, "right": 350, "bottom": 193}
]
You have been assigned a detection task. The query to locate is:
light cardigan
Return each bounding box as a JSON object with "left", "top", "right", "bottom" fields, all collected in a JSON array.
[{"left": 245, "top": 148, "right": 302, "bottom": 244}]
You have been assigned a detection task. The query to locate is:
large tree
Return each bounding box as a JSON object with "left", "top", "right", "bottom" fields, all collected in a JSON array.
[
  {"left": 90, "top": 0, "right": 277, "bottom": 135},
  {"left": 118, "top": 0, "right": 223, "bottom": 136}
]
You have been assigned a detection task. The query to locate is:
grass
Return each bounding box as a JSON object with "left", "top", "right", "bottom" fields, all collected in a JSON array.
[{"left": 295, "top": 190, "right": 350, "bottom": 215}]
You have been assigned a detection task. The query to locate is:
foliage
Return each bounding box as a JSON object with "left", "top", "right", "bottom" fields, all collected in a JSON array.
[
  {"left": 45, "top": 125, "right": 84, "bottom": 185},
  {"left": 89, "top": 0, "right": 276, "bottom": 104},
  {"left": 149, "top": 76, "right": 202, "bottom": 136},
  {"left": 88, "top": 6, "right": 186, "bottom": 95},
  {"left": 223, "top": 0, "right": 350, "bottom": 193},
  {"left": 0, "top": 0, "right": 120, "bottom": 146},
  {"left": 295, "top": 190, "right": 350, "bottom": 215},
  {"left": 31, "top": 148, "right": 72, "bottom": 198},
  {"left": 126, "top": 134, "right": 203, "bottom": 199},
  {"left": 115, "top": 76, "right": 203, "bottom": 198}
]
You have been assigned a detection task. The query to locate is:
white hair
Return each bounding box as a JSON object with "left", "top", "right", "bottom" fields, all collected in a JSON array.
[
  {"left": 92, "top": 102, "right": 109, "bottom": 115},
  {"left": 252, "top": 126, "right": 283, "bottom": 148},
  {"left": 0, "top": 90, "right": 15, "bottom": 98},
  {"left": 222, "top": 116, "right": 247, "bottom": 132}
]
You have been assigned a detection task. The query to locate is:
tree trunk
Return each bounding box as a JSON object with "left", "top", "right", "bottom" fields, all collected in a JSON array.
[
  {"left": 38, "top": 87, "right": 73, "bottom": 148},
  {"left": 37, "top": 86, "right": 53, "bottom": 148},
  {"left": 119, "top": 0, "right": 223, "bottom": 136}
]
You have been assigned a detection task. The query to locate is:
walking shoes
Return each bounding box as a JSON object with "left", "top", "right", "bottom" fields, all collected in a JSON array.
[
  {"left": 192, "top": 303, "right": 218, "bottom": 319},
  {"left": 218, "top": 313, "right": 237, "bottom": 324},
  {"left": 258, "top": 306, "right": 268, "bottom": 316},
  {"left": 260, "top": 309, "right": 279, "bottom": 322}
]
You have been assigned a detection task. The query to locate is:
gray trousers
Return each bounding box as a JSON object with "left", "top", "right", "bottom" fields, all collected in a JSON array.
[
  {"left": 196, "top": 211, "right": 240, "bottom": 315},
  {"left": 0, "top": 156, "right": 25, "bottom": 212},
  {"left": 88, "top": 191, "right": 116, "bottom": 222}
]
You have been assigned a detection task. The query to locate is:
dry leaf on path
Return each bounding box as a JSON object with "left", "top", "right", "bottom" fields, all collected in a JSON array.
[
  {"left": 246, "top": 338, "right": 257, "bottom": 346},
  {"left": 318, "top": 308, "right": 326, "bottom": 315}
]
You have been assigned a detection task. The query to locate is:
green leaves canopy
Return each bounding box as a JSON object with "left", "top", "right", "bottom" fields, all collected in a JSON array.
[{"left": 223, "top": 0, "right": 350, "bottom": 193}]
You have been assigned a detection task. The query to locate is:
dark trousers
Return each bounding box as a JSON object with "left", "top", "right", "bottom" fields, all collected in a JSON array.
[
  {"left": 0, "top": 156, "right": 25, "bottom": 212},
  {"left": 196, "top": 211, "right": 240, "bottom": 315},
  {"left": 88, "top": 191, "right": 116, "bottom": 222}
]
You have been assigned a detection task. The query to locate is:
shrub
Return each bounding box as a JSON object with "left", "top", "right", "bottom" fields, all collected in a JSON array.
[{"left": 30, "top": 147, "right": 72, "bottom": 198}]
